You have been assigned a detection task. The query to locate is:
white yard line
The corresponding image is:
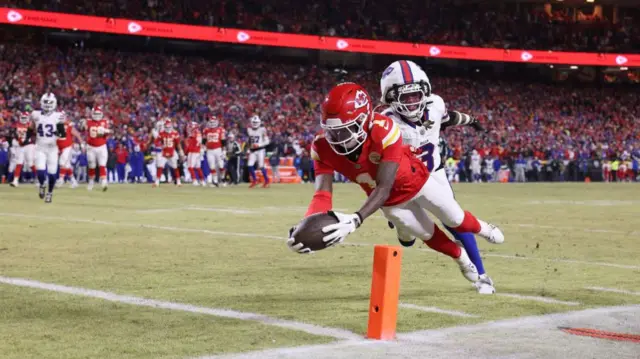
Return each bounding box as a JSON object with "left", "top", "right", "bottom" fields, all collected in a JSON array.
[
  {"left": 1, "top": 212, "right": 638, "bottom": 271},
  {"left": 399, "top": 303, "right": 479, "bottom": 318},
  {"left": 484, "top": 253, "right": 640, "bottom": 270},
  {"left": 508, "top": 223, "right": 639, "bottom": 236},
  {"left": 0, "top": 276, "right": 361, "bottom": 340},
  {"left": 497, "top": 293, "right": 581, "bottom": 306},
  {"left": 585, "top": 286, "right": 640, "bottom": 296},
  {"left": 135, "top": 207, "right": 188, "bottom": 214}
]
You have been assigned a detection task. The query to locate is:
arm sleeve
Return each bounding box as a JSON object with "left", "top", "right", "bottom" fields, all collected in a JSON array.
[
  {"left": 304, "top": 190, "right": 333, "bottom": 217},
  {"left": 442, "top": 111, "right": 473, "bottom": 129}
]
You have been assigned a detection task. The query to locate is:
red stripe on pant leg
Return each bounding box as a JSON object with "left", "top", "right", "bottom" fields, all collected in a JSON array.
[
  {"left": 423, "top": 226, "right": 462, "bottom": 259},
  {"left": 453, "top": 211, "right": 481, "bottom": 234}
]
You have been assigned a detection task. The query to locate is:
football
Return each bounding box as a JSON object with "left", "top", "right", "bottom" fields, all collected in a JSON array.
[{"left": 290, "top": 212, "right": 340, "bottom": 251}]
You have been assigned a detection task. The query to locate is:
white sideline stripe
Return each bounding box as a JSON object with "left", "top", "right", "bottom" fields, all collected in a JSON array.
[
  {"left": 197, "top": 304, "right": 640, "bottom": 358},
  {"left": 0, "top": 276, "right": 361, "bottom": 340},
  {"left": 497, "top": 293, "right": 581, "bottom": 306},
  {"left": 187, "top": 207, "right": 260, "bottom": 215},
  {"left": 135, "top": 207, "right": 187, "bottom": 214},
  {"left": 400, "top": 303, "right": 479, "bottom": 318},
  {"left": 586, "top": 286, "right": 640, "bottom": 296},
  {"left": 485, "top": 253, "right": 640, "bottom": 270},
  {"left": 1, "top": 212, "right": 637, "bottom": 271}
]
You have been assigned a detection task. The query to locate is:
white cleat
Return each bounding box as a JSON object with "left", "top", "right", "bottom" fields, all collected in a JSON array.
[
  {"left": 176, "top": 179, "right": 182, "bottom": 187},
  {"left": 474, "top": 274, "right": 496, "bottom": 294},
  {"left": 192, "top": 180, "right": 200, "bottom": 186},
  {"left": 70, "top": 178, "right": 78, "bottom": 189},
  {"left": 55, "top": 178, "right": 64, "bottom": 188},
  {"left": 101, "top": 179, "right": 108, "bottom": 192},
  {"left": 152, "top": 180, "right": 160, "bottom": 187},
  {"left": 10, "top": 179, "right": 19, "bottom": 187},
  {"left": 478, "top": 220, "right": 504, "bottom": 244},
  {"left": 455, "top": 250, "right": 479, "bottom": 282},
  {"left": 87, "top": 180, "right": 94, "bottom": 191},
  {"left": 221, "top": 182, "right": 228, "bottom": 187}
]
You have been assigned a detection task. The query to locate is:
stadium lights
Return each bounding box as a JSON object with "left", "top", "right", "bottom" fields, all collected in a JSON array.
[
  {"left": 570, "top": 66, "right": 579, "bottom": 69},
  {"left": 586, "top": 0, "right": 594, "bottom": 3},
  {"left": 549, "top": 65, "right": 554, "bottom": 68},
  {"left": 620, "top": 67, "right": 628, "bottom": 71}
]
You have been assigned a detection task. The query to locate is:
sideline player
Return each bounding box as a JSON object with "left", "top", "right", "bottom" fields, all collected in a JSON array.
[
  {"left": 32, "top": 93, "right": 66, "bottom": 203},
  {"left": 154, "top": 119, "right": 184, "bottom": 187},
  {"left": 186, "top": 121, "right": 205, "bottom": 186},
  {"left": 247, "top": 115, "right": 270, "bottom": 188},
  {"left": 379, "top": 60, "right": 497, "bottom": 293},
  {"left": 9, "top": 111, "right": 36, "bottom": 187},
  {"left": 287, "top": 83, "right": 504, "bottom": 284},
  {"left": 86, "top": 106, "right": 110, "bottom": 191},
  {"left": 56, "top": 111, "right": 84, "bottom": 188},
  {"left": 203, "top": 116, "right": 226, "bottom": 187}
]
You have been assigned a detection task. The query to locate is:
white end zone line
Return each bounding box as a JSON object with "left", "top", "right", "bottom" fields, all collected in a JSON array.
[
  {"left": 586, "top": 286, "right": 640, "bottom": 296},
  {"left": 399, "top": 303, "right": 480, "bottom": 318},
  {"left": 0, "top": 276, "right": 362, "bottom": 341},
  {"left": 497, "top": 293, "right": 581, "bottom": 306},
  {"left": 485, "top": 253, "right": 640, "bottom": 270}
]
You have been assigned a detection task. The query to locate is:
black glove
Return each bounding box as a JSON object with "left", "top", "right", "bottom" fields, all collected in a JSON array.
[
  {"left": 388, "top": 221, "right": 395, "bottom": 229},
  {"left": 470, "top": 117, "right": 487, "bottom": 133}
]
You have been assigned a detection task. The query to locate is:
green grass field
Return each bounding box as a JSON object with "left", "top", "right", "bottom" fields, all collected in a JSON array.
[{"left": 1, "top": 183, "right": 639, "bottom": 359}]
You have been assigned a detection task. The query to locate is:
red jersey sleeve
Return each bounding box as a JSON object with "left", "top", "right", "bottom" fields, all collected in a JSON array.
[
  {"left": 369, "top": 115, "right": 403, "bottom": 163},
  {"left": 310, "top": 136, "right": 334, "bottom": 176}
]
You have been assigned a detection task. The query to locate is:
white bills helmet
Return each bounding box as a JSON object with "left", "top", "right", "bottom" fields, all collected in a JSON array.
[
  {"left": 250, "top": 115, "right": 261, "bottom": 129},
  {"left": 40, "top": 93, "right": 57, "bottom": 112},
  {"left": 380, "top": 60, "right": 431, "bottom": 123}
]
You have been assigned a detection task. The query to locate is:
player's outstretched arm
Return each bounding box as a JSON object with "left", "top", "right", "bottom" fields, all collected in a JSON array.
[
  {"left": 442, "top": 110, "right": 486, "bottom": 132},
  {"left": 304, "top": 173, "right": 333, "bottom": 217},
  {"left": 356, "top": 160, "right": 398, "bottom": 221}
]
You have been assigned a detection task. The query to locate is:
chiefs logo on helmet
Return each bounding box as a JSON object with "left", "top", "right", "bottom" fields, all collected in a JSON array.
[{"left": 353, "top": 90, "right": 369, "bottom": 110}]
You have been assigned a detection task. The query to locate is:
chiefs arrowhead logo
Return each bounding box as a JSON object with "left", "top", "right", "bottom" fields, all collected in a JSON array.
[
  {"left": 127, "top": 22, "right": 142, "bottom": 33},
  {"left": 353, "top": 90, "right": 369, "bottom": 109},
  {"left": 521, "top": 51, "right": 533, "bottom": 62},
  {"left": 429, "top": 46, "right": 441, "bottom": 56},
  {"left": 336, "top": 39, "right": 349, "bottom": 50},
  {"left": 615, "top": 55, "right": 628, "bottom": 65},
  {"left": 237, "top": 31, "right": 250, "bottom": 42},
  {"left": 7, "top": 10, "right": 23, "bottom": 23}
]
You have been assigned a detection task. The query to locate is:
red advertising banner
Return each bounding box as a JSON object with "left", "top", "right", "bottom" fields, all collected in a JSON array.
[{"left": 2, "top": 7, "right": 639, "bottom": 67}]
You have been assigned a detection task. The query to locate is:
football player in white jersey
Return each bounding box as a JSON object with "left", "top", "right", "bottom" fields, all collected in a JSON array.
[
  {"left": 32, "top": 93, "right": 66, "bottom": 203},
  {"left": 379, "top": 60, "right": 498, "bottom": 293},
  {"left": 246, "top": 115, "right": 270, "bottom": 188}
]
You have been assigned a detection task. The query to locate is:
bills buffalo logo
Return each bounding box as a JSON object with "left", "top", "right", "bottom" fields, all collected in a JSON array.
[
  {"left": 382, "top": 66, "right": 394, "bottom": 79},
  {"left": 353, "top": 90, "right": 369, "bottom": 109}
]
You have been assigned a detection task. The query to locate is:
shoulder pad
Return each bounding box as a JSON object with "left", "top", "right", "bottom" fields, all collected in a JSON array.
[{"left": 427, "top": 94, "right": 446, "bottom": 112}]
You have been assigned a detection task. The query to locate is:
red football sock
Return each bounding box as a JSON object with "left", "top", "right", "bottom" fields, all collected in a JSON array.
[
  {"left": 423, "top": 226, "right": 462, "bottom": 259},
  {"left": 156, "top": 168, "right": 163, "bottom": 179},
  {"left": 188, "top": 167, "right": 196, "bottom": 180},
  {"left": 31, "top": 166, "right": 36, "bottom": 174},
  {"left": 14, "top": 164, "right": 23, "bottom": 178},
  {"left": 452, "top": 211, "right": 481, "bottom": 234},
  {"left": 197, "top": 168, "right": 205, "bottom": 180},
  {"left": 98, "top": 166, "right": 107, "bottom": 179},
  {"left": 88, "top": 168, "right": 96, "bottom": 179},
  {"left": 173, "top": 168, "right": 181, "bottom": 181}
]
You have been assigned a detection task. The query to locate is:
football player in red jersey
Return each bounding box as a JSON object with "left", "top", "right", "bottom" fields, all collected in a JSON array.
[
  {"left": 86, "top": 106, "right": 111, "bottom": 191},
  {"left": 186, "top": 121, "right": 205, "bottom": 186},
  {"left": 202, "top": 116, "right": 226, "bottom": 187},
  {"left": 9, "top": 111, "right": 36, "bottom": 187},
  {"left": 287, "top": 83, "right": 504, "bottom": 284},
  {"left": 56, "top": 111, "right": 84, "bottom": 188},
  {"left": 154, "top": 119, "right": 184, "bottom": 187}
]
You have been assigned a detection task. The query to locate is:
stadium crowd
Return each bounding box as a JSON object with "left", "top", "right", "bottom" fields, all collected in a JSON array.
[
  {"left": 5, "top": 0, "right": 640, "bottom": 52},
  {"left": 0, "top": 43, "right": 639, "bottom": 183}
]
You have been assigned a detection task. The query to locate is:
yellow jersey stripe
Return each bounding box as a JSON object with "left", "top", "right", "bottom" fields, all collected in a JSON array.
[
  {"left": 382, "top": 124, "right": 400, "bottom": 149},
  {"left": 311, "top": 147, "right": 321, "bottom": 161}
]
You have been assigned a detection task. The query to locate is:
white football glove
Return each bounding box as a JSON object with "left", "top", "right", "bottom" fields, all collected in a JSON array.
[
  {"left": 322, "top": 211, "right": 362, "bottom": 247},
  {"left": 286, "top": 225, "right": 314, "bottom": 254}
]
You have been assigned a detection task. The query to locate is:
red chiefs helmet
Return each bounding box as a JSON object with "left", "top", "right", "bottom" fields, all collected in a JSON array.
[
  {"left": 91, "top": 106, "right": 104, "bottom": 120},
  {"left": 18, "top": 111, "right": 30, "bottom": 124},
  {"left": 321, "top": 82, "right": 372, "bottom": 155},
  {"left": 164, "top": 119, "right": 173, "bottom": 131},
  {"left": 208, "top": 116, "right": 219, "bottom": 128}
]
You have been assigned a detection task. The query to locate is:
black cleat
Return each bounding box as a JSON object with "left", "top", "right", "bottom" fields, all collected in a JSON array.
[
  {"left": 398, "top": 237, "right": 416, "bottom": 247},
  {"left": 38, "top": 185, "right": 46, "bottom": 199}
]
